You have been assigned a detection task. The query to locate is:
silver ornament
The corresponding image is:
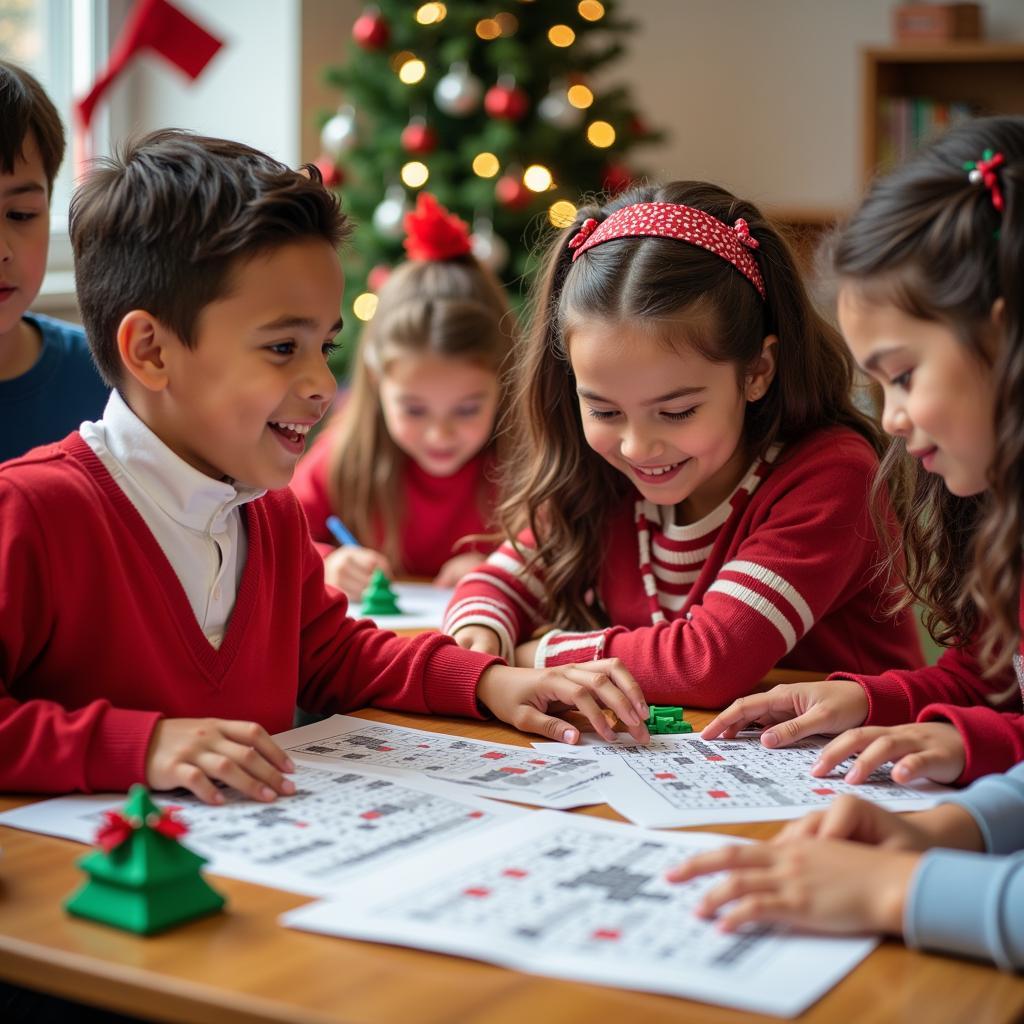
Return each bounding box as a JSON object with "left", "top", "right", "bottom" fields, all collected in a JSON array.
[
  {"left": 470, "top": 217, "right": 509, "bottom": 272},
  {"left": 538, "top": 90, "right": 583, "bottom": 130},
  {"left": 434, "top": 62, "right": 483, "bottom": 117},
  {"left": 372, "top": 185, "right": 410, "bottom": 239},
  {"left": 320, "top": 105, "right": 358, "bottom": 159}
]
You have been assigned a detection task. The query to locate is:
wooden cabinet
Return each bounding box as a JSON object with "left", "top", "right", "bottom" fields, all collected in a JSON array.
[{"left": 862, "top": 43, "right": 1024, "bottom": 182}]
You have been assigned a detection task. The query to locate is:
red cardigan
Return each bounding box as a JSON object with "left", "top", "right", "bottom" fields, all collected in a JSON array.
[
  {"left": 836, "top": 591, "right": 1024, "bottom": 784},
  {"left": 445, "top": 427, "right": 923, "bottom": 706},
  {"left": 0, "top": 436, "right": 498, "bottom": 795},
  {"left": 290, "top": 424, "right": 497, "bottom": 577}
]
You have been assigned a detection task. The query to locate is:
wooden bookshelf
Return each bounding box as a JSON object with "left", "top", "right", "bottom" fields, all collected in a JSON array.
[{"left": 862, "top": 43, "right": 1024, "bottom": 182}]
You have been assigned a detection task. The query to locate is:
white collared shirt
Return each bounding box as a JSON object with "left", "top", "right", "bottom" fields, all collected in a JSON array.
[{"left": 79, "top": 391, "right": 266, "bottom": 649}]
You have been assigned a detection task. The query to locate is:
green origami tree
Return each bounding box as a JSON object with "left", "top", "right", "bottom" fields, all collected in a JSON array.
[
  {"left": 65, "top": 785, "right": 224, "bottom": 935},
  {"left": 360, "top": 567, "right": 403, "bottom": 615},
  {"left": 317, "top": 0, "right": 663, "bottom": 361}
]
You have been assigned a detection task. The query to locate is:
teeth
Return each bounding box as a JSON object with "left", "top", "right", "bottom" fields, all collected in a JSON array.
[
  {"left": 636, "top": 462, "right": 680, "bottom": 477},
  {"left": 271, "top": 422, "right": 311, "bottom": 435}
]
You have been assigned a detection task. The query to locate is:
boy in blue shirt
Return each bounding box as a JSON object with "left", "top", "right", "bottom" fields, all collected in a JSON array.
[{"left": 0, "top": 60, "right": 109, "bottom": 462}]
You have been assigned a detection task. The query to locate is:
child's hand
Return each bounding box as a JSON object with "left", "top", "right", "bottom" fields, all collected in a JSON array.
[
  {"left": 453, "top": 625, "right": 503, "bottom": 656},
  {"left": 146, "top": 718, "right": 296, "bottom": 805},
  {"left": 776, "top": 794, "right": 984, "bottom": 852},
  {"left": 476, "top": 659, "right": 650, "bottom": 745},
  {"left": 324, "top": 546, "right": 392, "bottom": 600},
  {"left": 666, "top": 838, "right": 920, "bottom": 935},
  {"left": 811, "top": 721, "right": 966, "bottom": 785},
  {"left": 433, "top": 552, "right": 484, "bottom": 588},
  {"left": 701, "top": 679, "right": 869, "bottom": 747},
  {"left": 514, "top": 639, "right": 540, "bottom": 667}
]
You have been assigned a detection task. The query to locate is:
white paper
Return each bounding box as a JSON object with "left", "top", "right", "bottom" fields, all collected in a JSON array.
[
  {"left": 281, "top": 715, "right": 607, "bottom": 809},
  {"left": 283, "top": 811, "right": 877, "bottom": 1017},
  {"left": 535, "top": 733, "right": 952, "bottom": 828},
  {"left": 0, "top": 760, "right": 520, "bottom": 896},
  {"left": 349, "top": 582, "right": 454, "bottom": 630}
]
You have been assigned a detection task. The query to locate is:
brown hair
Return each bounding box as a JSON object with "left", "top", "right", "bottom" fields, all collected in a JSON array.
[
  {"left": 0, "top": 60, "right": 66, "bottom": 194},
  {"left": 69, "top": 129, "right": 350, "bottom": 387},
  {"left": 834, "top": 115, "right": 1024, "bottom": 674},
  {"left": 501, "top": 180, "right": 884, "bottom": 630},
  {"left": 326, "top": 257, "right": 515, "bottom": 569}
]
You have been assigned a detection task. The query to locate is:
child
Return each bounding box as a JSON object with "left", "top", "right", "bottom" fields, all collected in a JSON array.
[
  {"left": 0, "top": 130, "right": 650, "bottom": 804},
  {"left": 669, "top": 117, "right": 1024, "bottom": 969},
  {"left": 0, "top": 60, "right": 109, "bottom": 463},
  {"left": 701, "top": 117, "right": 1024, "bottom": 789},
  {"left": 446, "top": 181, "right": 923, "bottom": 705},
  {"left": 291, "top": 192, "right": 511, "bottom": 599}
]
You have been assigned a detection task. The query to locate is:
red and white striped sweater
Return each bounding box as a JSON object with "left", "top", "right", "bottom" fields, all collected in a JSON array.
[{"left": 444, "top": 427, "right": 924, "bottom": 706}]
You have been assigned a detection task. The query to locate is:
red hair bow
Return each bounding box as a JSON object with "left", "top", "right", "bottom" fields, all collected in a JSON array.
[
  {"left": 402, "top": 193, "right": 473, "bottom": 261},
  {"left": 965, "top": 149, "right": 1006, "bottom": 213},
  {"left": 94, "top": 806, "right": 189, "bottom": 852},
  {"left": 568, "top": 218, "right": 599, "bottom": 251},
  {"left": 733, "top": 218, "right": 760, "bottom": 249}
]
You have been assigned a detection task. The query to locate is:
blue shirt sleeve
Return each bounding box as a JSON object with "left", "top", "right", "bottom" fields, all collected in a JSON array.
[{"left": 904, "top": 762, "right": 1024, "bottom": 970}]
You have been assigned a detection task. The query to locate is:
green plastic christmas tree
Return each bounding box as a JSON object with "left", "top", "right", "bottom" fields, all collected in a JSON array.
[
  {"left": 65, "top": 785, "right": 224, "bottom": 935},
  {"left": 317, "top": 1, "right": 663, "bottom": 361},
  {"left": 360, "top": 567, "right": 403, "bottom": 615}
]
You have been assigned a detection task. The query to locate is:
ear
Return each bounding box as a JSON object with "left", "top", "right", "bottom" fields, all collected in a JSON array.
[
  {"left": 116, "top": 310, "right": 172, "bottom": 393},
  {"left": 745, "top": 334, "right": 779, "bottom": 402},
  {"left": 985, "top": 298, "right": 1007, "bottom": 362}
]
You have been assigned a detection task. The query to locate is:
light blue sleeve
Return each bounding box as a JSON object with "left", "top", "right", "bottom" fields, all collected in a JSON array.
[{"left": 903, "top": 762, "right": 1024, "bottom": 970}]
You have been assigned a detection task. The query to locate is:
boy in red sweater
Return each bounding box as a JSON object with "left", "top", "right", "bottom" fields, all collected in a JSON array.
[{"left": 0, "top": 130, "right": 649, "bottom": 804}]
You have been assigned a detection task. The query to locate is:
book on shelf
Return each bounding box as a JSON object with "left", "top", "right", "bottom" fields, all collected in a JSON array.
[{"left": 876, "top": 96, "right": 974, "bottom": 170}]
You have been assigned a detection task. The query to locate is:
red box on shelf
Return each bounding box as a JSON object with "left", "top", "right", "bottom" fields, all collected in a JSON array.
[{"left": 892, "top": 3, "right": 983, "bottom": 43}]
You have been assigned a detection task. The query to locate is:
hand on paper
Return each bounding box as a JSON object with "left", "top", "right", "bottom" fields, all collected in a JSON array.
[
  {"left": 666, "top": 836, "right": 920, "bottom": 935},
  {"left": 324, "top": 545, "right": 392, "bottom": 600},
  {"left": 701, "top": 679, "right": 869, "bottom": 747},
  {"left": 775, "top": 794, "right": 984, "bottom": 852},
  {"left": 476, "top": 659, "right": 650, "bottom": 745},
  {"left": 811, "top": 721, "right": 966, "bottom": 785},
  {"left": 146, "top": 718, "right": 296, "bottom": 805}
]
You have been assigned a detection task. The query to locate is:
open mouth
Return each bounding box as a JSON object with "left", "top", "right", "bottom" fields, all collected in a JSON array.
[
  {"left": 268, "top": 421, "right": 312, "bottom": 452},
  {"left": 630, "top": 459, "right": 687, "bottom": 483}
]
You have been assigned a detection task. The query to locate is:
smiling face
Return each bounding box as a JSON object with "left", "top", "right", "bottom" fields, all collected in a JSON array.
[
  {"left": 0, "top": 131, "right": 50, "bottom": 355},
  {"left": 837, "top": 287, "right": 997, "bottom": 497},
  {"left": 377, "top": 352, "right": 499, "bottom": 477},
  {"left": 568, "top": 317, "right": 772, "bottom": 522},
  {"left": 151, "top": 238, "right": 344, "bottom": 490}
]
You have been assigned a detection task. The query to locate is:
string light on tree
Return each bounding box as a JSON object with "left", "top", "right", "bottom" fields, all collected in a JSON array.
[
  {"left": 567, "top": 83, "right": 594, "bottom": 109},
  {"left": 548, "top": 24, "right": 575, "bottom": 47},
  {"left": 472, "top": 152, "right": 500, "bottom": 178},
  {"left": 548, "top": 199, "right": 577, "bottom": 228},
  {"left": 400, "top": 161, "right": 430, "bottom": 188},
  {"left": 434, "top": 61, "right": 483, "bottom": 116},
  {"left": 353, "top": 292, "right": 379, "bottom": 321},
  {"left": 398, "top": 57, "right": 426, "bottom": 85},
  {"left": 476, "top": 18, "right": 500, "bottom": 40},
  {"left": 494, "top": 12, "right": 518, "bottom": 35},
  {"left": 352, "top": 6, "right": 390, "bottom": 50},
  {"left": 523, "top": 164, "right": 554, "bottom": 192},
  {"left": 587, "top": 120, "right": 616, "bottom": 148},
  {"left": 578, "top": 1, "right": 605, "bottom": 20},
  {"left": 415, "top": 2, "right": 446, "bottom": 24}
]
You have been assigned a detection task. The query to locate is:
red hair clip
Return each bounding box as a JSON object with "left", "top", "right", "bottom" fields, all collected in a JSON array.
[
  {"left": 964, "top": 149, "right": 1006, "bottom": 213},
  {"left": 568, "top": 217, "right": 599, "bottom": 251},
  {"left": 403, "top": 192, "right": 473, "bottom": 261}
]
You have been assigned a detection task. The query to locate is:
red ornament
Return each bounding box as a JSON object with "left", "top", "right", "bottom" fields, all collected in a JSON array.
[
  {"left": 484, "top": 83, "right": 529, "bottom": 121},
  {"left": 495, "top": 174, "right": 531, "bottom": 210},
  {"left": 629, "top": 115, "right": 650, "bottom": 138},
  {"left": 313, "top": 154, "right": 344, "bottom": 188},
  {"left": 400, "top": 120, "right": 438, "bottom": 156},
  {"left": 602, "top": 162, "right": 633, "bottom": 195},
  {"left": 402, "top": 192, "right": 473, "bottom": 261},
  {"left": 368, "top": 264, "right": 392, "bottom": 292},
  {"left": 352, "top": 8, "right": 390, "bottom": 50}
]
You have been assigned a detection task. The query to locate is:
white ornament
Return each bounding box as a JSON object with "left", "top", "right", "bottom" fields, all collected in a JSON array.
[
  {"left": 320, "top": 105, "right": 358, "bottom": 159},
  {"left": 372, "top": 185, "right": 410, "bottom": 239},
  {"left": 538, "top": 89, "right": 583, "bottom": 130},
  {"left": 470, "top": 216, "right": 509, "bottom": 272},
  {"left": 434, "top": 62, "right": 483, "bottom": 117}
]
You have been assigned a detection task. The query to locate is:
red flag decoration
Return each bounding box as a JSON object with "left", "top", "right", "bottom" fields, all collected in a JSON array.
[{"left": 77, "top": 0, "right": 224, "bottom": 130}]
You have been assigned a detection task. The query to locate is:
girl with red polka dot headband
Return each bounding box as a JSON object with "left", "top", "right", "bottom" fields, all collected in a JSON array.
[{"left": 445, "top": 180, "right": 924, "bottom": 705}]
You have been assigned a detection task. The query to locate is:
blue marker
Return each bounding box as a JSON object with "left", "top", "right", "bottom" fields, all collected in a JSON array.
[{"left": 325, "top": 515, "right": 359, "bottom": 548}]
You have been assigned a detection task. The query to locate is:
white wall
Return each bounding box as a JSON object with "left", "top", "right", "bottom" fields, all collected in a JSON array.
[{"left": 617, "top": 0, "right": 1024, "bottom": 213}]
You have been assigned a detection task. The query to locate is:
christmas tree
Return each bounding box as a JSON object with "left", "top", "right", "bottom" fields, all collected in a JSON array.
[
  {"left": 360, "top": 567, "right": 403, "bottom": 616},
  {"left": 317, "top": 1, "right": 663, "bottom": 361}
]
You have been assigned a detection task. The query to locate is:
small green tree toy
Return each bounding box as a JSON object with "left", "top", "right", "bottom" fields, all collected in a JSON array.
[
  {"left": 65, "top": 784, "right": 224, "bottom": 935},
  {"left": 360, "top": 567, "right": 403, "bottom": 615}
]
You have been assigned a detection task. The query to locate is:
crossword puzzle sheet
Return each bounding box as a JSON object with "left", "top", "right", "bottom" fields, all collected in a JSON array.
[
  {"left": 283, "top": 810, "right": 877, "bottom": 1017},
  {"left": 279, "top": 715, "right": 607, "bottom": 809},
  {"left": 0, "top": 762, "right": 521, "bottom": 896},
  {"left": 533, "top": 733, "right": 952, "bottom": 827}
]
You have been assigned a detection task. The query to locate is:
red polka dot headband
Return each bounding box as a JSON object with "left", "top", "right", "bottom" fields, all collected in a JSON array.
[{"left": 568, "top": 201, "right": 767, "bottom": 300}]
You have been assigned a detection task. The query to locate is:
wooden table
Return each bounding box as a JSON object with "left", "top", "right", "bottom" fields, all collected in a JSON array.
[{"left": 2, "top": 702, "right": 1023, "bottom": 1024}]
